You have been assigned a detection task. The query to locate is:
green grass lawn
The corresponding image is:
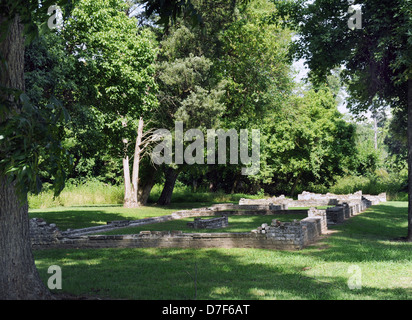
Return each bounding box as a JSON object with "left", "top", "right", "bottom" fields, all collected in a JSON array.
[
  {"left": 28, "top": 203, "right": 325, "bottom": 232},
  {"left": 100, "top": 214, "right": 308, "bottom": 235},
  {"left": 29, "top": 202, "right": 215, "bottom": 231},
  {"left": 31, "top": 201, "right": 412, "bottom": 300}
]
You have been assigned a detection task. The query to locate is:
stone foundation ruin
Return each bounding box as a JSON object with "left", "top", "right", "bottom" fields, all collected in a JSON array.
[
  {"left": 30, "top": 218, "right": 61, "bottom": 245},
  {"left": 30, "top": 191, "right": 386, "bottom": 251},
  {"left": 187, "top": 215, "right": 229, "bottom": 229}
]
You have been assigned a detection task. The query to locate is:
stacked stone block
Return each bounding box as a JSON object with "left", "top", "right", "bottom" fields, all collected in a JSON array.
[
  {"left": 239, "top": 191, "right": 386, "bottom": 208},
  {"left": 30, "top": 218, "right": 61, "bottom": 246},
  {"left": 187, "top": 215, "right": 229, "bottom": 229},
  {"left": 326, "top": 197, "right": 373, "bottom": 224},
  {"left": 252, "top": 212, "right": 327, "bottom": 249}
]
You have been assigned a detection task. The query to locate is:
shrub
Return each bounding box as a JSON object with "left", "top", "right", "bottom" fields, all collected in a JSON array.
[
  {"left": 147, "top": 183, "right": 263, "bottom": 204},
  {"left": 330, "top": 169, "right": 407, "bottom": 199},
  {"left": 29, "top": 180, "right": 124, "bottom": 209}
]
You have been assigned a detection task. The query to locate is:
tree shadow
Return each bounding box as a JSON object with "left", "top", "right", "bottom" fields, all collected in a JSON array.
[
  {"left": 34, "top": 245, "right": 411, "bottom": 300},
  {"left": 305, "top": 203, "right": 412, "bottom": 263},
  {"left": 101, "top": 214, "right": 307, "bottom": 235},
  {"left": 32, "top": 203, "right": 412, "bottom": 300},
  {"left": 28, "top": 204, "right": 188, "bottom": 231},
  {"left": 29, "top": 210, "right": 132, "bottom": 231}
]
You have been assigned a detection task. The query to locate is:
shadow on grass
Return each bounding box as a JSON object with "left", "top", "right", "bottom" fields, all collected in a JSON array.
[
  {"left": 28, "top": 204, "right": 206, "bottom": 231},
  {"left": 102, "top": 214, "right": 308, "bottom": 235},
  {"left": 34, "top": 246, "right": 410, "bottom": 300},
  {"left": 28, "top": 210, "right": 127, "bottom": 231},
  {"left": 28, "top": 202, "right": 217, "bottom": 231},
  {"left": 32, "top": 202, "right": 412, "bottom": 300},
  {"left": 301, "top": 203, "right": 412, "bottom": 264}
]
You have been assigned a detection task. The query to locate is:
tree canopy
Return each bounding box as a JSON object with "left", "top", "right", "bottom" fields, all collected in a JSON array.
[
  {"left": 272, "top": 0, "right": 411, "bottom": 239},
  {"left": 2, "top": 0, "right": 410, "bottom": 300}
]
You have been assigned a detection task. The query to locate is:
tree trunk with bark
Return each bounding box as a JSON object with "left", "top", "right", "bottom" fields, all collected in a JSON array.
[
  {"left": 137, "top": 164, "right": 156, "bottom": 205},
  {"left": 123, "top": 117, "right": 144, "bottom": 208},
  {"left": 123, "top": 155, "right": 132, "bottom": 205},
  {"left": 373, "top": 114, "right": 378, "bottom": 150},
  {"left": 131, "top": 117, "right": 144, "bottom": 203},
  {"left": 290, "top": 172, "right": 302, "bottom": 198},
  {"left": 0, "top": 15, "right": 52, "bottom": 299},
  {"left": 0, "top": 179, "right": 51, "bottom": 299},
  {"left": 231, "top": 174, "right": 240, "bottom": 194},
  {"left": 157, "top": 167, "right": 180, "bottom": 206},
  {"left": 407, "top": 78, "right": 412, "bottom": 241}
]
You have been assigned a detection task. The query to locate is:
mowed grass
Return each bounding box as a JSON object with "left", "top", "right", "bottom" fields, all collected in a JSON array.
[
  {"left": 28, "top": 202, "right": 215, "bottom": 231},
  {"left": 32, "top": 202, "right": 412, "bottom": 300},
  {"left": 28, "top": 203, "right": 315, "bottom": 232},
  {"left": 100, "top": 214, "right": 308, "bottom": 235}
]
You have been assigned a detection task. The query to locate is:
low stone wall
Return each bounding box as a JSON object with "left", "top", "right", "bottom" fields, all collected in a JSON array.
[
  {"left": 30, "top": 213, "right": 324, "bottom": 251},
  {"left": 210, "top": 203, "right": 288, "bottom": 210},
  {"left": 61, "top": 205, "right": 306, "bottom": 237},
  {"left": 239, "top": 196, "right": 337, "bottom": 207},
  {"left": 33, "top": 231, "right": 306, "bottom": 251},
  {"left": 251, "top": 207, "right": 328, "bottom": 248},
  {"left": 30, "top": 218, "right": 61, "bottom": 245},
  {"left": 307, "top": 207, "right": 328, "bottom": 234},
  {"left": 298, "top": 191, "right": 363, "bottom": 202},
  {"left": 218, "top": 209, "right": 308, "bottom": 215},
  {"left": 239, "top": 196, "right": 291, "bottom": 206},
  {"left": 30, "top": 191, "right": 381, "bottom": 251},
  {"left": 363, "top": 194, "right": 387, "bottom": 205},
  {"left": 253, "top": 220, "right": 305, "bottom": 247},
  {"left": 239, "top": 191, "right": 386, "bottom": 208},
  {"left": 187, "top": 215, "right": 229, "bottom": 229},
  {"left": 325, "top": 198, "right": 371, "bottom": 224},
  {"left": 325, "top": 206, "right": 345, "bottom": 224}
]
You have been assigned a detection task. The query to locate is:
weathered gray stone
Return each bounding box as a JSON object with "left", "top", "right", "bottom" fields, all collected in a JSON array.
[
  {"left": 187, "top": 215, "right": 229, "bottom": 229},
  {"left": 31, "top": 191, "right": 381, "bottom": 250},
  {"left": 30, "top": 218, "right": 61, "bottom": 245}
]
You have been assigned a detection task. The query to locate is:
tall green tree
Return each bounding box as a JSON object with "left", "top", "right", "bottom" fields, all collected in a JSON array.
[
  {"left": 154, "top": 44, "right": 227, "bottom": 205},
  {"left": 208, "top": 0, "right": 294, "bottom": 193},
  {"left": 0, "top": 0, "right": 72, "bottom": 300},
  {"left": 24, "top": 31, "right": 121, "bottom": 185},
  {"left": 257, "top": 86, "right": 357, "bottom": 196},
  {"left": 0, "top": 0, "right": 202, "bottom": 299},
  {"left": 274, "top": 0, "right": 412, "bottom": 240},
  {"left": 61, "top": 0, "right": 159, "bottom": 207},
  {"left": 150, "top": 0, "right": 240, "bottom": 205}
]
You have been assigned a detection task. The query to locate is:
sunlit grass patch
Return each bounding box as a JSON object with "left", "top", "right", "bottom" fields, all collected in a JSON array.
[{"left": 33, "top": 202, "right": 412, "bottom": 300}]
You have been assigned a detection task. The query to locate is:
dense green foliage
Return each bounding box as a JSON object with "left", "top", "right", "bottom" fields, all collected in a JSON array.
[
  {"left": 3, "top": 0, "right": 411, "bottom": 301},
  {"left": 23, "top": 0, "right": 159, "bottom": 187},
  {"left": 5, "top": 0, "right": 407, "bottom": 204},
  {"left": 257, "top": 86, "right": 357, "bottom": 195}
]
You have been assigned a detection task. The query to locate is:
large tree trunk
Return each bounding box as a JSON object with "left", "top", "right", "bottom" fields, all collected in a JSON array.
[
  {"left": 157, "top": 167, "right": 180, "bottom": 206},
  {"left": 407, "top": 78, "right": 412, "bottom": 241},
  {"left": 123, "top": 155, "right": 132, "bottom": 205},
  {"left": 123, "top": 117, "right": 144, "bottom": 208},
  {"left": 290, "top": 172, "right": 302, "bottom": 199},
  {"left": 131, "top": 117, "right": 144, "bottom": 203},
  {"left": 137, "top": 167, "right": 156, "bottom": 205},
  {"left": 0, "top": 179, "right": 51, "bottom": 299},
  {"left": 373, "top": 114, "right": 378, "bottom": 150},
  {"left": 230, "top": 174, "right": 240, "bottom": 194},
  {"left": 0, "top": 15, "right": 52, "bottom": 299}
]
